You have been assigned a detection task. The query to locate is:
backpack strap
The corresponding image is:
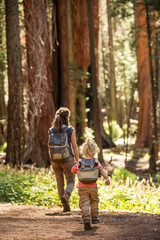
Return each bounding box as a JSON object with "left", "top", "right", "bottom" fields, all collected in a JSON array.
[
  {"left": 81, "top": 159, "right": 85, "bottom": 169},
  {"left": 48, "top": 127, "right": 57, "bottom": 134},
  {"left": 62, "top": 126, "right": 70, "bottom": 133},
  {"left": 90, "top": 158, "right": 95, "bottom": 168},
  {"left": 62, "top": 126, "right": 73, "bottom": 136},
  {"left": 48, "top": 127, "right": 53, "bottom": 134}
]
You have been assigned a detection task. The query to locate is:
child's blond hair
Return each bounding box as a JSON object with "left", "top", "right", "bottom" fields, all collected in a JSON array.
[{"left": 80, "top": 139, "right": 100, "bottom": 157}]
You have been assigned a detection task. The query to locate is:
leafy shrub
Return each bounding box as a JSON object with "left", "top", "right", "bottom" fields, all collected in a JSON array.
[
  {"left": 0, "top": 165, "right": 160, "bottom": 213},
  {"left": 0, "top": 166, "right": 59, "bottom": 207},
  {"left": 104, "top": 120, "right": 123, "bottom": 141},
  {"left": 112, "top": 168, "right": 137, "bottom": 184}
]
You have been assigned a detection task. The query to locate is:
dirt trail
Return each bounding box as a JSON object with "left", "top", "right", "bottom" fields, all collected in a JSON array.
[
  {"left": 1, "top": 149, "right": 160, "bottom": 239},
  {"left": 0, "top": 203, "right": 160, "bottom": 240}
]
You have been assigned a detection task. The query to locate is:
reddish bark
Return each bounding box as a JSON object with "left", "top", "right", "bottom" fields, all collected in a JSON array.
[
  {"left": 71, "top": 0, "right": 90, "bottom": 136},
  {"left": 87, "top": 0, "right": 104, "bottom": 162},
  {"left": 135, "top": 1, "right": 152, "bottom": 147},
  {"left": 56, "top": 0, "right": 69, "bottom": 107},
  {"left": 145, "top": 3, "right": 158, "bottom": 171},
  {"left": 72, "top": 0, "right": 90, "bottom": 71},
  {"left": 23, "top": 0, "right": 56, "bottom": 166}
]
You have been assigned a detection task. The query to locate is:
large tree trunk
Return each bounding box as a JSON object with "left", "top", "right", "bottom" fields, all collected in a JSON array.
[
  {"left": 87, "top": 0, "right": 115, "bottom": 150},
  {"left": 5, "top": 0, "right": 23, "bottom": 166},
  {"left": 135, "top": 0, "right": 152, "bottom": 148},
  {"left": 72, "top": 0, "right": 90, "bottom": 142},
  {"left": 23, "top": 0, "right": 56, "bottom": 166},
  {"left": 56, "top": 0, "right": 69, "bottom": 108},
  {"left": 0, "top": 3, "right": 7, "bottom": 144},
  {"left": 145, "top": 2, "right": 158, "bottom": 171},
  {"left": 66, "top": 0, "right": 76, "bottom": 129},
  {"left": 87, "top": 0, "right": 103, "bottom": 163}
]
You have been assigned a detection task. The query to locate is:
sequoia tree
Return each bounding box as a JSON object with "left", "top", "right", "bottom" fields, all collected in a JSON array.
[
  {"left": 135, "top": 0, "right": 152, "bottom": 147},
  {"left": 0, "top": 0, "right": 6, "bottom": 145},
  {"left": 6, "top": 0, "right": 22, "bottom": 165},
  {"left": 55, "top": 0, "right": 69, "bottom": 108},
  {"left": 87, "top": 0, "right": 103, "bottom": 162},
  {"left": 23, "top": 0, "right": 56, "bottom": 166},
  {"left": 71, "top": 0, "right": 90, "bottom": 141},
  {"left": 5, "top": 0, "right": 23, "bottom": 166},
  {"left": 145, "top": 1, "right": 158, "bottom": 171}
]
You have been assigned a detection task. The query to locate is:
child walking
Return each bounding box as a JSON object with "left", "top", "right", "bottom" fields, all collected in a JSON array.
[{"left": 71, "top": 139, "right": 110, "bottom": 230}]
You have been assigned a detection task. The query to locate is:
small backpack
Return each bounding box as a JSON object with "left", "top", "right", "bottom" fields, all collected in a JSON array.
[
  {"left": 77, "top": 158, "right": 99, "bottom": 184},
  {"left": 48, "top": 127, "right": 70, "bottom": 161}
]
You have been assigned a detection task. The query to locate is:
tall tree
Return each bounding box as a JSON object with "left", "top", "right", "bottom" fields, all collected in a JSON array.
[
  {"left": 5, "top": 0, "right": 23, "bottom": 165},
  {"left": 23, "top": 0, "right": 56, "bottom": 166},
  {"left": 145, "top": 1, "right": 158, "bottom": 171},
  {"left": 55, "top": 0, "right": 69, "bottom": 108},
  {"left": 106, "top": 0, "right": 118, "bottom": 123},
  {"left": 53, "top": 0, "right": 88, "bottom": 136},
  {"left": 66, "top": 0, "right": 76, "bottom": 129},
  {"left": 72, "top": 0, "right": 90, "bottom": 141},
  {"left": 135, "top": 0, "right": 152, "bottom": 147},
  {"left": 0, "top": 0, "right": 7, "bottom": 144},
  {"left": 87, "top": 0, "right": 103, "bottom": 162}
]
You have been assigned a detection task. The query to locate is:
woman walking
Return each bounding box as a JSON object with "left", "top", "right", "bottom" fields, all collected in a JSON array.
[{"left": 48, "top": 107, "right": 79, "bottom": 212}]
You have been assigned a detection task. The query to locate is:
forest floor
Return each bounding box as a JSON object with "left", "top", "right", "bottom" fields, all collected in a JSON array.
[
  {"left": 0, "top": 146, "right": 160, "bottom": 240},
  {"left": 104, "top": 146, "right": 160, "bottom": 178}
]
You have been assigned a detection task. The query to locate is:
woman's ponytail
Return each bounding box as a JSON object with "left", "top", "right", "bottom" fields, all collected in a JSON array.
[{"left": 52, "top": 107, "right": 70, "bottom": 130}]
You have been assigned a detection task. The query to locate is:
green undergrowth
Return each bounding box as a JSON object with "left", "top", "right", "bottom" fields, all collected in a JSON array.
[{"left": 0, "top": 165, "right": 160, "bottom": 214}]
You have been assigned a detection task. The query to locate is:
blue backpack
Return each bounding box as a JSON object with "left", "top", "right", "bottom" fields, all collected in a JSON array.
[{"left": 48, "top": 127, "right": 70, "bottom": 161}]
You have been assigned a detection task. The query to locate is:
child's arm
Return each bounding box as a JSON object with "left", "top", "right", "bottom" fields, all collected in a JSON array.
[{"left": 99, "top": 166, "right": 110, "bottom": 185}]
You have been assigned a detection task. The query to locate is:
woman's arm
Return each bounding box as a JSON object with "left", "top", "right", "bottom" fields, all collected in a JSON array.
[
  {"left": 71, "top": 129, "right": 79, "bottom": 162},
  {"left": 48, "top": 134, "right": 50, "bottom": 148}
]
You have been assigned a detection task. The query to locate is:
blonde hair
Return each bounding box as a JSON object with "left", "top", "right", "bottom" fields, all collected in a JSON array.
[{"left": 80, "top": 139, "right": 100, "bottom": 157}]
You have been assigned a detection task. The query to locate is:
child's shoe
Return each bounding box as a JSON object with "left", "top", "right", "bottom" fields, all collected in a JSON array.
[
  {"left": 61, "top": 194, "right": 70, "bottom": 212},
  {"left": 92, "top": 217, "right": 101, "bottom": 224},
  {"left": 84, "top": 218, "right": 92, "bottom": 230}
]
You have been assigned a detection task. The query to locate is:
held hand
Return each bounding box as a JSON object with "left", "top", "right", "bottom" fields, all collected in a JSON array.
[{"left": 105, "top": 178, "right": 110, "bottom": 186}]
